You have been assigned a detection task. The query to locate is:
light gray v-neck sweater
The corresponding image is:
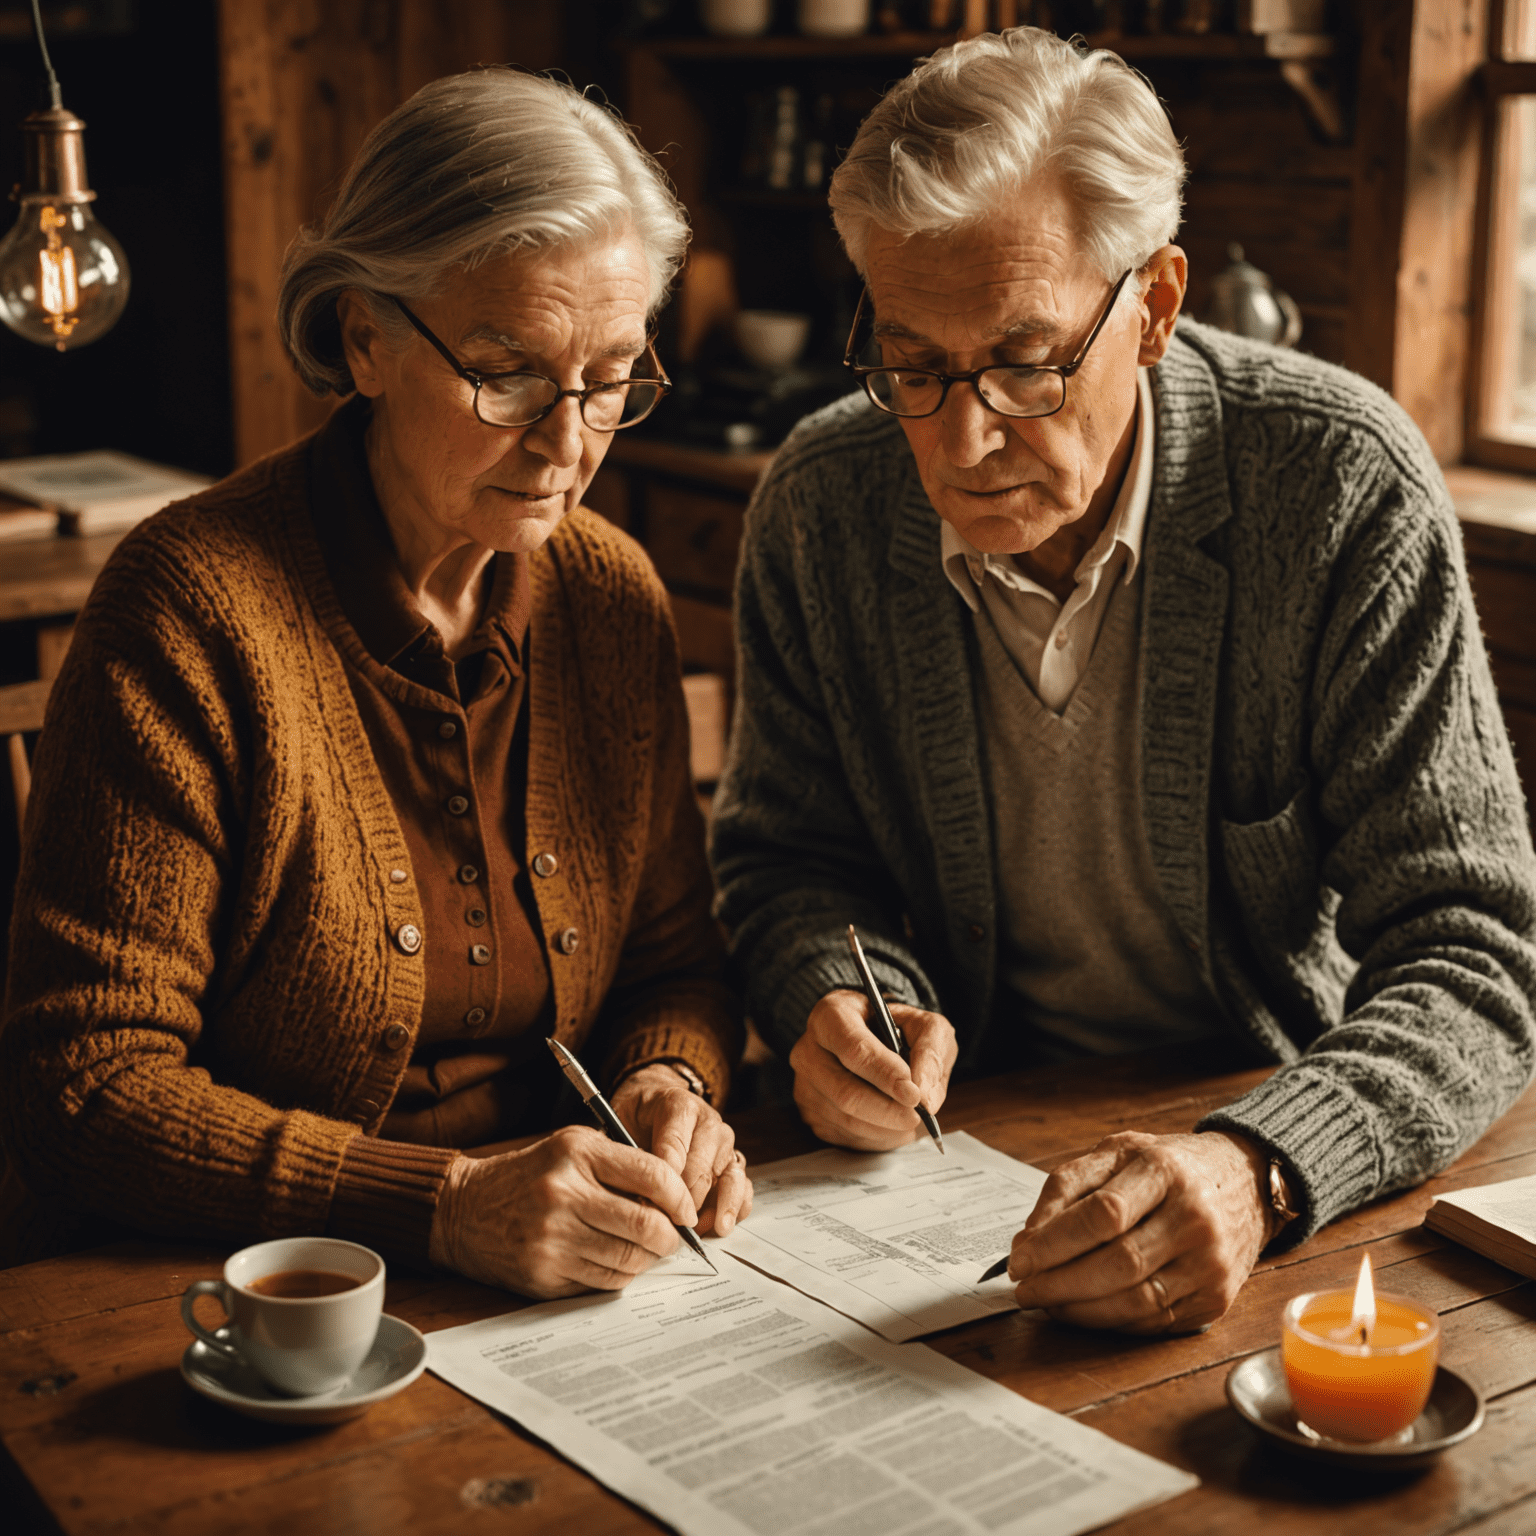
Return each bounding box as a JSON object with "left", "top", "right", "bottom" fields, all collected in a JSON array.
[
  {"left": 976, "top": 572, "right": 1223, "bottom": 1060},
  {"left": 710, "top": 319, "right": 1536, "bottom": 1243}
]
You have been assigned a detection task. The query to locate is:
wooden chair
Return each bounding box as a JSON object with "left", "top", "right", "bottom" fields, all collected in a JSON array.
[{"left": 0, "top": 678, "right": 51, "bottom": 838}]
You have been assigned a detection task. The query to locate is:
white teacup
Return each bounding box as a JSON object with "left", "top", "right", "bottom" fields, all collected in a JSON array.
[{"left": 181, "top": 1237, "right": 384, "bottom": 1397}]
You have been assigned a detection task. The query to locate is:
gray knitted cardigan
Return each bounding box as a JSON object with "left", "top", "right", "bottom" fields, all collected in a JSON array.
[{"left": 710, "top": 318, "right": 1536, "bottom": 1242}]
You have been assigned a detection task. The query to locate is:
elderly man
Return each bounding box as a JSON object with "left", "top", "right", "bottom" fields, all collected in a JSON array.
[{"left": 710, "top": 28, "right": 1536, "bottom": 1334}]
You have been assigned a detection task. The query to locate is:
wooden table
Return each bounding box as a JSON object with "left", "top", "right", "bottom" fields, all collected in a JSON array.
[{"left": 2, "top": 1047, "right": 1534, "bottom": 1535}]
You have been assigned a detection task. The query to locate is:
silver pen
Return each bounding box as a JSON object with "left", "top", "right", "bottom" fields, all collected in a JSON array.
[
  {"left": 546, "top": 1037, "right": 716, "bottom": 1271},
  {"left": 846, "top": 924, "right": 945, "bottom": 1155}
]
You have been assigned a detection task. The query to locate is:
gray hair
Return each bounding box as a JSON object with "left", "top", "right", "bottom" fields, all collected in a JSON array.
[
  {"left": 278, "top": 69, "right": 690, "bottom": 397},
  {"left": 829, "top": 28, "right": 1184, "bottom": 283}
]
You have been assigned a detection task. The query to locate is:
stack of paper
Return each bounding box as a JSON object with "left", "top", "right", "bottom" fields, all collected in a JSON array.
[
  {"left": 0, "top": 449, "right": 212, "bottom": 535},
  {"left": 1425, "top": 1172, "right": 1536, "bottom": 1280},
  {"left": 428, "top": 1262, "right": 1197, "bottom": 1536},
  {"left": 427, "top": 1133, "right": 1202, "bottom": 1535}
]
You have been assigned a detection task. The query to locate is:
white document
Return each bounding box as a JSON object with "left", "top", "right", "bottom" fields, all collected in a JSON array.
[
  {"left": 427, "top": 1261, "right": 1197, "bottom": 1536},
  {"left": 718, "top": 1131, "right": 1047, "bottom": 1342}
]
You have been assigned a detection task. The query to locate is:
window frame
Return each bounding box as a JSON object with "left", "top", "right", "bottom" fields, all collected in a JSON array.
[{"left": 1468, "top": 2, "right": 1536, "bottom": 471}]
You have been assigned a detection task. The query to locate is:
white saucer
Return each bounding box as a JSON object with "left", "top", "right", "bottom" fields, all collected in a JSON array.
[{"left": 180, "top": 1312, "right": 428, "bottom": 1425}]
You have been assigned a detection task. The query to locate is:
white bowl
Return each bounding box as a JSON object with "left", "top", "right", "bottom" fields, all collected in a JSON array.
[
  {"left": 735, "top": 309, "right": 812, "bottom": 370},
  {"left": 702, "top": 0, "right": 771, "bottom": 36}
]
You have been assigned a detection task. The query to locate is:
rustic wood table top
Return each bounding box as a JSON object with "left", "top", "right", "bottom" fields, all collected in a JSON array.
[{"left": 2, "top": 1046, "right": 1533, "bottom": 1535}]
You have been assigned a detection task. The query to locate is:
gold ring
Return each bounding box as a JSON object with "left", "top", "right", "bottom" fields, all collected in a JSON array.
[{"left": 1149, "top": 1272, "right": 1175, "bottom": 1325}]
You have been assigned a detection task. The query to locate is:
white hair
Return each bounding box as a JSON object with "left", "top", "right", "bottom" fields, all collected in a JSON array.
[
  {"left": 829, "top": 27, "right": 1184, "bottom": 283},
  {"left": 279, "top": 69, "right": 690, "bottom": 397}
]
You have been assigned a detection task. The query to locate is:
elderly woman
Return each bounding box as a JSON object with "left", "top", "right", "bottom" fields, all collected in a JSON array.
[{"left": 0, "top": 70, "right": 751, "bottom": 1296}]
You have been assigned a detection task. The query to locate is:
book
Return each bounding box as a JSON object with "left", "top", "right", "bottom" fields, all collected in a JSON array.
[
  {"left": 1424, "top": 1172, "right": 1536, "bottom": 1281},
  {"left": 0, "top": 450, "right": 213, "bottom": 536},
  {"left": 0, "top": 495, "right": 59, "bottom": 542}
]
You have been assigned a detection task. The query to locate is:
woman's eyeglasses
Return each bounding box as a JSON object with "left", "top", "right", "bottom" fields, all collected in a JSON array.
[{"left": 389, "top": 297, "right": 671, "bottom": 431}]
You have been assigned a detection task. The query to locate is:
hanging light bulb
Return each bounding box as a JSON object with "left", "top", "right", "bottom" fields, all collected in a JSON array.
[{"left": 0, "top": 3, "right": 129, "bottom": 353}]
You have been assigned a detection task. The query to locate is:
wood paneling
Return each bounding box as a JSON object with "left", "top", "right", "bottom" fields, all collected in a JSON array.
[
  {"left": 217, "top": 1, "right": 564, "bottom": 468},
  {"left": 1348, "top": 0, "right": 1487, "bottom": 462}
]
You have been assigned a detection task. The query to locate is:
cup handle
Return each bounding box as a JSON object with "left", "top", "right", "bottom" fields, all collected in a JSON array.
[{"left": 181, "top": 1279, "right": 242, "bottom": 1360}]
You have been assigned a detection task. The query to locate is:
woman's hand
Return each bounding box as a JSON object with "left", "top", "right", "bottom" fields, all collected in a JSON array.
[
  {"left": 427, "top": 1126, "right": 697, "bottom": 1298},
  {"left": 1007, "top": 1130, "right": 1272, "bottom": 1333},
  {"left": 789, "top": 990, "right": 957, "bottom": 1150},
  {"left": 611, "top": 1064, "right": 754, "bottom": 1237}
]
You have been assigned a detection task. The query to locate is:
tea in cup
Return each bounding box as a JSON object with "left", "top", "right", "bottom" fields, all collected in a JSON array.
[{"left": 181, "top": 1237, "right": 383, "bottom": 1396}]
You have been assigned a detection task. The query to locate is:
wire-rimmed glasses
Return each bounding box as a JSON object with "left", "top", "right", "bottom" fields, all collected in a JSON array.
[
  {"left": 389, "top": 297, "right": 671, "bottom": 431},
  {"left": 842, "top": 269, "right": 1133, "bottom": 421}
]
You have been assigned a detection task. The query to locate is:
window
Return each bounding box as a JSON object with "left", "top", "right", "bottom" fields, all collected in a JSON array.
[{"left": 1471, "top": 1, "right": 1536, "bottom": 467}]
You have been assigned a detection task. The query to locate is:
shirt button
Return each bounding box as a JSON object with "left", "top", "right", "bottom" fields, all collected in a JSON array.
[
  {"left": 382, "top": 1023, "right": 410, "bottom": 1051},
  {"left": 395, "top": 923, "right": 423, "bottom": 955},
  {"left": 447, "top": 795, "right": 470, "bottom": 816},
  {"left": 465, "top": 1007, "right": 487, "bottom": 1026},
  {"left": 556, "top": 926, "right": 580, "bottom": 955},
  {"left": 467, "top": 907, "right": 487, "bottom": 927},
  {"left": 388, "top": 868, "right": 408, "bottom": 884},
  {"left": 458, "top": 864, "right": 479, "bottom": 884},
  {"left": 438, "top": 719, "right": 458, "bottom": 740},
  {"left": 1054, "top": 631, "right": 1069, "bottom": 649},
  {"left": 532, "top": 852, "right": 559, "bottom": 878},
  {"left": 470, "top": 943, "right": 492, "bottom": 966},
  {"left": 355, "top": 1099, "right": 380, "bottom": 1122},
  {"left": 967, "top": 923, "right": 986, "bottom": 944}
]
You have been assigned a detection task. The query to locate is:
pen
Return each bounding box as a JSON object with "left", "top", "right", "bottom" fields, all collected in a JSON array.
[
  {"left": 845, "top": 924, "right": 945, "bottom": 1155},
  {"left": 545, "top": 1037, "right": 716, "bottom": 1271},
  {"left": 977, "top": 1256, "right": 1009, "bottom": 1283}
]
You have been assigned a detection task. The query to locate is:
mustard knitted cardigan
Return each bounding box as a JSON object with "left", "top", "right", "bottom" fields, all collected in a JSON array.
[{"left": 0, "top": 427, "right": 740, "bottom": 1262}]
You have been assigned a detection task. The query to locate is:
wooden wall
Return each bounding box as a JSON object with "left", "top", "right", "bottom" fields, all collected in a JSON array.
[{"left": 218, "top": 0, "right": 562, "bottom": 467}]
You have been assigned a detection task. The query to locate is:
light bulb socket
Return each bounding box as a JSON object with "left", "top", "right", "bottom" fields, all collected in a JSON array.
[{"left": 12, "top": 105, "right": 96, "bottom": 205}]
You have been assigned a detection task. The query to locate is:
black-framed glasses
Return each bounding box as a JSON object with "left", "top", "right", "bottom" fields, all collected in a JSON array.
[
  {"left": 389, "top": 296, "right": 672, "bottom": 431},
  {"left": 842, "top": 269, "right": 1133, "bottom": 421}
]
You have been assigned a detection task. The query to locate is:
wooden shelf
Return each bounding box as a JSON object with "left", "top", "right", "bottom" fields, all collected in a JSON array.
[{"left": 629, "top": 29, "right": 1334, "bottom": 65}]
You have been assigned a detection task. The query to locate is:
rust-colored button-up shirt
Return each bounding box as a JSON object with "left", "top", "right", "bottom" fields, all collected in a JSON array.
[{"left": 310, "top": 407, "right": 560, "bottom": 1149}]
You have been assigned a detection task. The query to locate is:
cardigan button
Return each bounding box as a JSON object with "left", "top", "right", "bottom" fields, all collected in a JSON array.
[
  {"left": 556, "top": 926, "right": 580, "bottom": 956},
  {"left": 394, "top": 923, "right": 423, "bottom": 955},
  {"left": 355, "top": 1099, "right": 380, "bottom": 1122},
  {"left": 438, "top": 719, "right": 458, "bottom": 740},
  {"left": 466, "top": 907, "right": 487, "bottom": 927},
  {"left": 533, "top": 852, "right": 559, "bottom": 878},
  {"left": 388, "top": 868, "right": 408, "bottom": 884},
  {"left": 458, "top": 864, "right": 479, "bottom": 884},
  {"left": 465, "top": 1007, "right": 487, "bottom": 1026},
  {"left": 470, "top": 943, "right": 492, "bottom": 966},
  {"left": 381, "top": 1023, "right": 410, "bottom": 1051},
  {"left": 446, "top": 794, "right": 470, "bottom": 816}
]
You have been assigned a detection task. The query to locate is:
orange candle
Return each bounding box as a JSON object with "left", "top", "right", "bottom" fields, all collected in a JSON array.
[{"left": 1281, "top": 1255, "right": 1439, "bottom": 1442}]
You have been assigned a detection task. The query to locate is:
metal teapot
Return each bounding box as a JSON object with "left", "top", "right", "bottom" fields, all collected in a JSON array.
[{"left": 1202, "top": 243, "right": 1303, "bottom": 348}]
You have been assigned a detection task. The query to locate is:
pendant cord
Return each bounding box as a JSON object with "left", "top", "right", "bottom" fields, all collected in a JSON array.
[{"left": 31, "top": 0, "right": 62, "bottom": 109}]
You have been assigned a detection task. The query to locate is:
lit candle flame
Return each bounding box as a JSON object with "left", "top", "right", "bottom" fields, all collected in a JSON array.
[{"left": 1349, "top": 1251, "right": 1376, "bottom": 1346}]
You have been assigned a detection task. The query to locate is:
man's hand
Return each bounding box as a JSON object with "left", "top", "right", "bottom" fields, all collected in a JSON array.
[
  {"left": 789, "top": 989, "right": 957, "bottom": 1150},
  {"left": 611, "top": 1064, "right": 754, "bottom": 1236},
  {"left": 428, "top": 1125, "right": 696, "bottom": 1298},
  {"left": 1008, "top": 1130, "right": 1272, "bottom": 1333}
]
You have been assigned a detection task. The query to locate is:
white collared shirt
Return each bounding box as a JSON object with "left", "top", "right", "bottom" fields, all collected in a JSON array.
[{"left": 941, "top": 367, "right": 1155, "bottom": 712}]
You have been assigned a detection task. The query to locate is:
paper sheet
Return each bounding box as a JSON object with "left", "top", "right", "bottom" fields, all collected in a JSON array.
[
  {"left": 717, "top": 1131, "right": 1048, "bottom": 1341},
  {"left": 427, "top": 1261, "right": 1197, "bottom": 1536}
]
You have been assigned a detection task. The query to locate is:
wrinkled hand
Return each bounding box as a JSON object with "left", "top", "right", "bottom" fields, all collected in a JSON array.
[
  {"left": 1008, "top": 1130, "right": 1272, "bottom": 1333},
  {"left": 611, "top": 1064, "right": 753, "bottom": 1236},
  {"left": 427, "top": 1125, "right": 695, "bottom": 1298},
  {"left": 790, "top": 989, "right": 957, "bottom": 1150}
]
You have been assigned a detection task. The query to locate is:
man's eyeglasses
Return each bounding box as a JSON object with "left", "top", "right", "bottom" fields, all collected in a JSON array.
[
  {"left": 389, "top": 297, "right": 671, "bottom": 432},
  {"left": 842, "top": 269, "right": 1133, "bottom": 421}
]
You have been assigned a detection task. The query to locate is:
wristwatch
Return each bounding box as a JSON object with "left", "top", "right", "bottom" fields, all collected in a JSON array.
[{"left": 1266, "top": 1157, "right": 1301, "bottom": 1243}]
